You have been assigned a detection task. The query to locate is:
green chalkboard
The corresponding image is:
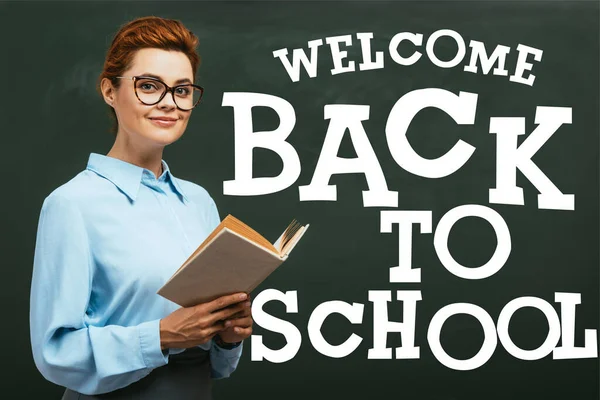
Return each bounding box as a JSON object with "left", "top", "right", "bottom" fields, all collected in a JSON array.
[{"left": 2, "top": 1, "right": 598, "bottom": 399}]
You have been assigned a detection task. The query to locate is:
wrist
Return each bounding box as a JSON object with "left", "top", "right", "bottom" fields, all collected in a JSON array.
[{"left": 214, "top": 334, "right": 241, "bottom": 350}]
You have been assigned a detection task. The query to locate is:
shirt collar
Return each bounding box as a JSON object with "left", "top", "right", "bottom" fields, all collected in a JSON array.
[
  {"left": 86, "top": 153, "right": 189, "bottom": 202},
  {"left": 161, "top": 158, "right": 189, "bottom": 202}
]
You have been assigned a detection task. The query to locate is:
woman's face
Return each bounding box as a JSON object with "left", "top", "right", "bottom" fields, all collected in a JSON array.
[{"left": 109, "top": 48, "right": 195, "bottom": 148}]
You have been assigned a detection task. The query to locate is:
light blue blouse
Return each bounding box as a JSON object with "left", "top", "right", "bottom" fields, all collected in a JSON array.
[{"left": 30, "top": 153, "right": 243, "bottom": 395}]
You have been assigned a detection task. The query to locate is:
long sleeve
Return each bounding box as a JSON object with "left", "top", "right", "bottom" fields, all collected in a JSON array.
[
  {"left": 210, "top": 341, "right": 244, "bottom": 379},
  {"left": 206, "top": 195, "right": 245, "bottom": 379},
  {"left": 29, "top": 194, "right": 168, "bottom": 395}
]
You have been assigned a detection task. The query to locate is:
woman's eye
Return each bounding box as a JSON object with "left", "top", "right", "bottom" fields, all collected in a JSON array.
[
  {"left": 175, "top": 87, "right": 191, "bottom": 96},
  {"left": 139, "top": 82, "right": 158, "bottom": 91}
]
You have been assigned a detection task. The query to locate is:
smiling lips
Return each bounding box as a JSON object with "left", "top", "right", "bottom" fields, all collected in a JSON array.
[{"left": 149, "top": 116, "right": 178, "bottom": 127}]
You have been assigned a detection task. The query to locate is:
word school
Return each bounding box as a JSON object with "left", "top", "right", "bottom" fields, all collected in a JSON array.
[{"left": 250, "top": 289, "right": 597, "bottom": 370}]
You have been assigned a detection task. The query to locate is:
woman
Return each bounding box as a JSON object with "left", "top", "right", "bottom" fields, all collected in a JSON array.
[{"left": 29, "top": 16, "right": 252, "bottom": 399}]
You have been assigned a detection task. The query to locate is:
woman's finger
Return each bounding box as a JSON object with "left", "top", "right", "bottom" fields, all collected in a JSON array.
[
  {"left": 225, "top": 306, "right": 251, "bottom": 320},
  {"left": 232, "top": 326, "right": 253, "bottom": 337},
  {"left": 224, "top": 316, "right": 253, "bottom": 328}
]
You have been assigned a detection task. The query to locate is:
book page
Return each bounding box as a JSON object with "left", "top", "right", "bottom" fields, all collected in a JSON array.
[
  {"left": 273, "top": 231, "right": 285, "bottom": 253},
  {"left": 282, "top": 224, "right": 309, "bottom": 256},
  {"left": 223, "top": 215, "right": 278, "bottom": 254},
  {"left": 274, "top": 219, "right": 305, "bottom": 255}
]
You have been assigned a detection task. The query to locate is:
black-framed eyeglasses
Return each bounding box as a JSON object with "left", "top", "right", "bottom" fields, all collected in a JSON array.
[{"left": 116, "top": 76, "right": 204, "bottom": 111}]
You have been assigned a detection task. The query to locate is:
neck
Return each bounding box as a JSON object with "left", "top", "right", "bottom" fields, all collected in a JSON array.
[{"left": 107, "top": 131, "right": 164, "bottom": 179}]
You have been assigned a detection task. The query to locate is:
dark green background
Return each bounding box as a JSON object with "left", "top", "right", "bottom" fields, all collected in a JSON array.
[{"left": 2, "top": 1, "right": 598, "bottom": 399}]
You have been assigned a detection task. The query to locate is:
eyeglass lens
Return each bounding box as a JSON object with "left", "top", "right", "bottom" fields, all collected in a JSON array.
[{"left": 135, "top": 78, "right": 202, "bottom": 110}]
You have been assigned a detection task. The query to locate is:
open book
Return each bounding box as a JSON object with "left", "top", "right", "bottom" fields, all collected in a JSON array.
[{"left": 157, "top": 215, "right": 309, "bottom": 307}]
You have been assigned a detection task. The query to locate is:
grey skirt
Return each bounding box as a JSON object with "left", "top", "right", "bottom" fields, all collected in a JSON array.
[{"left": 61, "top": 347, "right": 212, "bottom": 400}]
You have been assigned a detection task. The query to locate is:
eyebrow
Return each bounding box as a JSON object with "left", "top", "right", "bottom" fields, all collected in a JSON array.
[{"left": 140, "top": 73, "right": 192, "bottom": 85}]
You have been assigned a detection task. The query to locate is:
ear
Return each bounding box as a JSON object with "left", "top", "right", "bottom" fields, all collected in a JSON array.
[{"left": 100, "top": 78, "right": 116, "bottom": 107}]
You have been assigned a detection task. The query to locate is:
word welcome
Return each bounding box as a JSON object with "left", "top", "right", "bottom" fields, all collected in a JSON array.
[{"left": 272, "top": 30, "right": 543, "bottom": 86}]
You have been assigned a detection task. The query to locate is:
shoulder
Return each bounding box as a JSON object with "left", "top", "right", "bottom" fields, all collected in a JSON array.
[{"left": 41, "top": 170, "right": 105, "bottom": 213}]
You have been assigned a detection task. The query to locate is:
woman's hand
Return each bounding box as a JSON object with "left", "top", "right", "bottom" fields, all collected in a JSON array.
[
  {"left": 159, "top": 292, "right": 249, "bottom": 349},
  {"left": 217, "top": 295, "right": 253, "bottom": 344}
]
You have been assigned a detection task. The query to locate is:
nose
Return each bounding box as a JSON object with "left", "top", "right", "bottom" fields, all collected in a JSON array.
[{"left": 158, "top": 89, "right": 177, "bottom": 110}]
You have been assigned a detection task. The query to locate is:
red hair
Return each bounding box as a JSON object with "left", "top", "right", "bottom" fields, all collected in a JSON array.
[{"left": 97, "top": 16, "right": 201, "bottom": 133}]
